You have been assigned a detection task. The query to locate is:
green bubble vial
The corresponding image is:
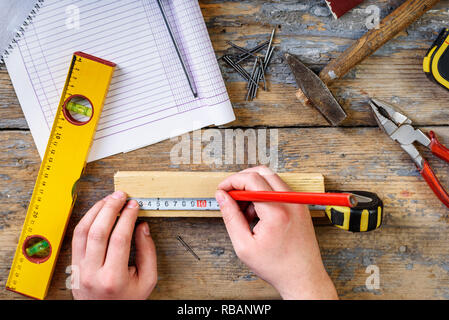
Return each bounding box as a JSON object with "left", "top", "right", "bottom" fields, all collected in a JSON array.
[
  {"left": 66, "top": 101, "right": 92, "bottom": 117},
  {"left": 25, "top": 240, "right": 50, "bottom": 257}
]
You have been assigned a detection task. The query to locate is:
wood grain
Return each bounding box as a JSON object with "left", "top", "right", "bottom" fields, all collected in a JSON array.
[
  {"left": 2, "top": 1, "right": 449, "bottom": 129},
  {"left": 1, "top": 126, "right": 449, "bottom": 299},
  {"left": 114, "top": 171, "right": 325, "bottom": 217}
]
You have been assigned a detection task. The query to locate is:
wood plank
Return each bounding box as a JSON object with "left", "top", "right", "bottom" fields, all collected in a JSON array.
[
  {"left": 114, "top": 171, "right": 325, "bottom": 217},
  {"left": 2, "top": 0, "right": 449, "bottom": 300},
  {"left": 1, "top": 127, "right": 449, "bottom": 299},
  {"left": 2, "top": 1, "right": 449, "bottom": 129}
]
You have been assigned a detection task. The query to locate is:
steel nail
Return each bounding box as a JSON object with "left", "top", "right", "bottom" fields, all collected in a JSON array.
[
  {"left": 264, "top": 28, "right": 275, "bottom": 65},
  {"left": 235, "top": 41, "right": 269, "bottom": 64},
  {"left": 259, "top": 58, "right": 267, "bottom": 90},
  {"left": 222, "top": 56, "right": 248, "bottom": 79},
  {"left": 264, "top": 46, "right": 275, "bottom": 70},
  {"left": 227, "top": 41, "right": 259, "bottom": 59},
  {"left": 247, "top": 57, "right": 258, "bottom": 89},
  {"left": 177, "top": 235, "right": 200, "bottom": 261}
]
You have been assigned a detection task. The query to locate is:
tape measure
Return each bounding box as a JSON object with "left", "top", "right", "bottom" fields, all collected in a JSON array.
[
  {"left": 323, "top": 191, "right": 383, "bottom": 232},
  {"left": 132, "top": 198, "right": 221, "bottom": 211},
  {"left": 131, "top": 191, "right": 383, "bottom": 232},
  {"left": 423, "top": 28, "right": 449, "bottom": 91},
  {"left": 6, "top": 52, "right": 115, "bottom": 300}
]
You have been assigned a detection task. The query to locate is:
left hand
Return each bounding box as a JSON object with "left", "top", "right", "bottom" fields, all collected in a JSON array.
[{"left": 71, "top": 191, "right": 157, "bottom": 300}]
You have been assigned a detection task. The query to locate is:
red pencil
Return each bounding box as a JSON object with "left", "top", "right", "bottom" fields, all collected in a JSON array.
[{"left": 228, "top": 190, "right": 358, "bottom": 207}]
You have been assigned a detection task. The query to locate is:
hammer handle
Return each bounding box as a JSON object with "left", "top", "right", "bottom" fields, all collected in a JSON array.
[{"left": 319, "top": 0, "right": 440, "bottom": 85}]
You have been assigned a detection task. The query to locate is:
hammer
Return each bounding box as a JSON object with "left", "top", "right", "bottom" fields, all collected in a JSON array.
[{"left": 285, "top": 0, "right": 440, "bottom": 126}]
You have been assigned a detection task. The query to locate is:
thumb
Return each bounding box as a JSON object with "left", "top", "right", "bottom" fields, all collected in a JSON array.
[
  {"left": 134, "top": 221, "right": 157, "bottom": 291},
  {"left": 216, "top": 190, "right": 252, "bottom": 245}
]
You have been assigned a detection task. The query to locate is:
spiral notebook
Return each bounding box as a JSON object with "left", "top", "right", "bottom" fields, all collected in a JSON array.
[{"left": 3, "top": 0, "right": 235, "bottom": 161}]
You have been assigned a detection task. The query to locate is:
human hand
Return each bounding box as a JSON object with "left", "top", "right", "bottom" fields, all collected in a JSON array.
[
  {"left": 71, "top": 191, "right": 157, "bottom": 300},
  {"left": 215, "top": 166, "right": 338, "bottom": 300}
]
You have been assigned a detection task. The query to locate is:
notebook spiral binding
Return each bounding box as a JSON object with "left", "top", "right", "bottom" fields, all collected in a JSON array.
[{"left": 0, "top": 0, "right": 45, "bottom": 64}]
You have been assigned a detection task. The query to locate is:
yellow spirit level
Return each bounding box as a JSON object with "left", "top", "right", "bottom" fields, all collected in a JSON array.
[
  {"left": 6, "top": 52, "right": 115, "bottom": 299},
  {"left": 423, "top": 28, "right": 449, "bottom": 91}
]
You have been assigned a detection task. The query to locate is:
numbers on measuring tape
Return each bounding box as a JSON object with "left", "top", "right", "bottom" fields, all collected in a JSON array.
[{"left": 131, "top": 198, "right": 220, "bottom": 211}]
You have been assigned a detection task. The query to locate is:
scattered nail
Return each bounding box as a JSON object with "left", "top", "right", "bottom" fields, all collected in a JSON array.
[
  {"left": 177, "top": 235, "right": 200, "bottom": 261},
  {"left": 219, "top": 29, "right": 276, "bottom": 100}
]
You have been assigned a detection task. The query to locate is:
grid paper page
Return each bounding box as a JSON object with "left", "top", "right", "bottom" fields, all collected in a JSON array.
[{"left": 5, "top": 0, "right": 235, "bottom": 161}]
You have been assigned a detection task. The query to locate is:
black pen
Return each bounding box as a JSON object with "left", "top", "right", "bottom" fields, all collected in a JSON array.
[{"left": 156, "top": 0, "right": 198, "bottom": 98}]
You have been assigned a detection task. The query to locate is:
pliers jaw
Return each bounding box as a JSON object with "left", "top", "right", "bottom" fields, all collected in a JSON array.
[
  {"left": 369, "top": 98, "right": 411, "bottom": 133},
  {"left": 369, "top": 99, "right": 430, "bottom": 168},
  {"left": 369, "top": 98, "right": 449, "bottom": 209}
]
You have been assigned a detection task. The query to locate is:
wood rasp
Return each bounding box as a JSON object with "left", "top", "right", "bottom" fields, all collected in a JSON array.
[{"left": 285, "top": 0, "right": 440, "bottom": 126}]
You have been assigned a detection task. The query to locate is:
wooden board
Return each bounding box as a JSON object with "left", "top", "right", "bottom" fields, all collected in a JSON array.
[
  {"left": 2, "top": 127, "right": 449, "bottom": 299},
  {"left": 3, "top": 1, "right": 449, "bottom": 130},
  {"left": 114, "top": 171, "right": 325, "bottom": 218}
]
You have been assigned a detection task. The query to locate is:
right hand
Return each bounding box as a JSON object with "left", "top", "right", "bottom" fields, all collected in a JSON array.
[{"left": 215, "top": 166, "right": 338, "bottom": 300}]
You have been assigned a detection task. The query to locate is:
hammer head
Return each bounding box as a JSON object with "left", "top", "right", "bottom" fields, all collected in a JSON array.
[{"left": 285, "top": 53, "right": 347, "bottom": 126}]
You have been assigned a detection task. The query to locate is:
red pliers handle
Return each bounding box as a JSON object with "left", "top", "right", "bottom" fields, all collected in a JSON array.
[
  {"left": 370, "top": 99, "right": 449, "bottom": 209},
  {"left": 420, "top": 131, "right": 449, "bottom": 208}
]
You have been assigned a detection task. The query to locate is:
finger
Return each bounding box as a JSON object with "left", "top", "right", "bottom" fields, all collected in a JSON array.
[
  {"left": 241, "top": 165, "right": 292, "bottom": 191},
  {"left": 216, "top": 190, "right": 253, "bottom": 245},
  {"left": 85, "top": 191, "right": 127, "bottom": 269},
  {"left": 104, "top": 200, "right": 139, "bottom": 273},
  {"left": 217, "top": 171, "right": 273, "bottom": 192},
  {"left": 220, "top": 171, "right": 290, "bottom": 223},
  {"left": 72, "top": 197, "right": 107, "bottom": 265},
  {"left": 241, "top": 166, "right": 306, "bottom": 224},
  {"left": 134, "top": 221, "right": 157, "bottom": 292}
]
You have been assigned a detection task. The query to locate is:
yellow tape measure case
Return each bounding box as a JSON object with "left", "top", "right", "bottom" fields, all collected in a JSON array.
[{"left": 423, "top": 28, "right": 449, "bottom": 91}]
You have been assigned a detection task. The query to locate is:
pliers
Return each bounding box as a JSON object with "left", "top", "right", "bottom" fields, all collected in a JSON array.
[{"left": 369, "top": 98, "right": 449, "bottom": 208}]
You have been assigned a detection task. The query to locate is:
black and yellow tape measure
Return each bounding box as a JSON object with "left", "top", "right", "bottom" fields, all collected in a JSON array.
[
  {"left": 323, "top": 191, "right": 383, "bottom": 232},
  {"left": 132, "top": 190, "right": 384, "bottom": 233},
  {"left": 424, "top": 28, "right": 449, "bottom": 91}
]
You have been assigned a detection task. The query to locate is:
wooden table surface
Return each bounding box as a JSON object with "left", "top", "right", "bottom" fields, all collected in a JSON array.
[{"left": 1, "top": 0, "right": 449, "bottom": 300}]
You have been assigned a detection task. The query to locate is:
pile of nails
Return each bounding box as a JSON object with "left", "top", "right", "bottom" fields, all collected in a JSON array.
[{"left": 219, "top": 29, "right": 276, "bottom": 101}]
